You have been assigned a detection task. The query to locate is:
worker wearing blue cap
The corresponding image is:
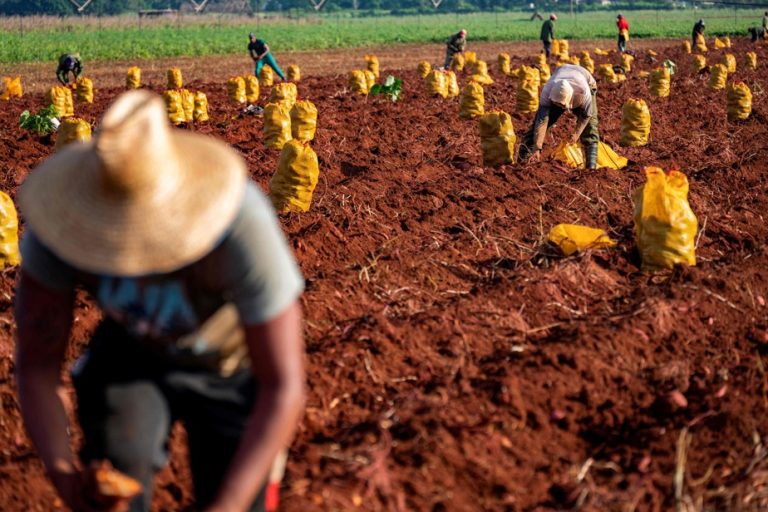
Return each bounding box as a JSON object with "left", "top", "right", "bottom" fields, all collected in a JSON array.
[{"left": 248, "top": 33, "right": 286, "bottom": 81}]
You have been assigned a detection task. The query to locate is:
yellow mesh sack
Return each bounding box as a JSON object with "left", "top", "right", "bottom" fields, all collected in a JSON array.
[
  {"left": 519, "top": 65, "right": 540, "bottom": 87},
  {"left": 259, "top": 66, "right": 274, "bottom": 87},
  {"left": 551, "top": 40, "right": 561, "bottom": 56},
  {"left": 538, "top": 63, "right": 551, "bottom": 83},
  {"left": 445, "top": 71, "right": 460, "bottom": 98},
  {"left": 516, "top": 78, "right": 539, "bottom": 114},
  {"left": 65, "top": 87, "right": 74, "bottom": 116},
  {"left": 47, "top": 86, "right": 74, "bottom": 118},
  {"left": 365, "top": 54, "right": 379, "bottom": 78},
  {"left": 548, "top": 224, "right": 616, "bottom": 256},
  {"left": 1, "top": 76, "right": 22, "bottom": 100},
  {"left": 620, "top": 29, "right": 630, "bottom": 42},
  {"left": 569, "top": 55, "right": 580, "bottom": 65},
  {"left": 594, "top": 48, "right": 610, "bottom": 56},
  {"left": 620, "top": 98, "right": 651, "bottom": 147},
  {"left": 470, "top": 61, "right": 494, "bottom": 85},
  {"left": 478, "top": 110, "right": 516, "bottom": 167},
  {"left": 363, "top": 70, "right": 376, "bottom": 91},
  {"left": 126, "top": 67, "right": 141, "bottom": 89},
  {"left": 55, "top": 117, "right": 91, "bottom": 150},
  {"left": 464, "top": 51, "right": 477, "bottom": 65},
  {"left": 460, "top": 81, "right": 484, "bottom": 119},
  {"left": 621, "top": 53, "right": 634, "bottom": 72},
  {"left": 714, "top": 37, "right": 727, "bottom": 50},
  {"left": 580, "top": 55, "right": 595, "bottom": 74},
  {"left": 0, "top": 192, "right": 20, "bottom": 267},
  {"left": 535, "top": 53, "right": 547, "bottom": 69},
  {"left": 349, "top": 70, "right": 368, "bottom": 94},
  {"left": 557, "top": 39, "right": 569, "bottom": 58},
  {"left": 269, "top": 82, "right": 297, "bottom": 109},
  {"left": 692, "top": 55, "right": 707, "bottom": 73},
  {"left": 245, "top": 75, "right": 259, "bottom": 103},
  {"left": 598, "top": 142, "right": 629, "bottom": 169},
  {"left": 193, "top": 91, "right": 209, "bottom": 123},
  {"left": 498, "top": 53, "right": 511, "bottom": 75},
  {"left": 723, "top": 36, "right": 731, "bottom": 48},
  {"left": 167, "top": 68, "right": 183, "bottom": 89},
  {"left": 745, "top": 52, "right": 757, "bottom": 70},
  {"left": 695, "top": 33, "right": 707, "bottom": 53},
  {"left": 417, "top": 61, "right": 431, "bottom": 78},
  {"left": 450, "top": 53, "right": 465, "bottom": 73},
  {"left": 227, "top": 76, "right": 246, "bottom": 104},
  {"left": 727, "top": 82, "right": 752, "bottom": 121},
  {"left": 426, "top": 70, "right": 447, "bottom": 98},
  {"left": 722, "top": 53, "right": 736, "bottom": 73},
  {"left": 263, "top": 102, "right": 292, "bottom": 149},
  {"left": 552, "top": 141, "right": 585, "bottom": 168},
  {"left": 682, "top": 40, "right": 692, "bottom": 54},
  {"left": 709, "top": 64, "right": 728, "bottom": 90},
  {"left": 164, "top": 90, "right": 185, "bottom": 125},
  {"left": 649, "top": 68, "right": 670, "bottom": 98},
  {"left": 598, "top": 64, "right": 619, "bottom": 84},
  {"left": 287, "top": 65, "right": 301, "bottom": 82},
  {"left": 633, "top": 167, "right": 697, "bottom": 271},
  {"left": 180, "top": 89, "right": 195, "bottom": 123},
  {"left": 290, "top": 100, "right": 317, "bottom": 142},
  {"left": 74, "top": 78, "right": 93, "bottom": 103},
  {"left": 270, "top": 140, "right": 319, "bottom": 213}
]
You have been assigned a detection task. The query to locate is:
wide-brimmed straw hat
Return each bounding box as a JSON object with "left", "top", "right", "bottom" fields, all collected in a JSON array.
[{"left": 19, "top": 90, "right": 247, "bottom": 276}]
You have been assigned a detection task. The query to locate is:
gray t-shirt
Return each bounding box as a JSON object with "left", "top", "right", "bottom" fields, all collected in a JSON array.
[
  {"left": 21, "top": 181, "right": 304, "bottom": 375},
  {"left": 540, "top": 64, "right": 597, "bottom": 118}
]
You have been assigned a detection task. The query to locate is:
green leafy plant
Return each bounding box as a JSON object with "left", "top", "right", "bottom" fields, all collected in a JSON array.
[
  {"left": 369, "top": 75, "right": 403, "bottom": 103},
  {"left": 19, "top": 104, "right": 59, "bottom": 135}
]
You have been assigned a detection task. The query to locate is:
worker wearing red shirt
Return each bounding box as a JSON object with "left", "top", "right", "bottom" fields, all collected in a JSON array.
[{"left": 616, "top": 14, "right": 629, "bottom": 53}]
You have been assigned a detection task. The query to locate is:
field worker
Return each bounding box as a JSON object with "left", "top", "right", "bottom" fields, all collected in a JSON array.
[
  {"left": 692, "top": 19, "right": 705, "bottom": 46},
  {"left": 249, "top": 32, "right": 286, "bottom": 81},
  {"left": 541, "top": 14, "right": 557, "bottom": 59},
  {"left": 616, "top": 14, "right": 630, "bottom": 53},
  {"left": 518, "top": 64, "right": 600, "bottom": 170},
  {"left": 14, "top": 90, "right": 306, "bottom": 512},
  {"left": 748, "top": 26, "right": 766, "bottom": 43},
  {"left": 56, "top": 53, "right": 82, "bottom": 85},
  {"left": 444, "top": 29, "right": 467, "bottom": 69}
]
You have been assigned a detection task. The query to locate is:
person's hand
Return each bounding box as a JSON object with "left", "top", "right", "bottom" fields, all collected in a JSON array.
[
  {"left": 569, "top": 133, "right": 580, "bottom": 144},
  {"left": 529, "top": 150, "right": 542, "bottom": 162}
]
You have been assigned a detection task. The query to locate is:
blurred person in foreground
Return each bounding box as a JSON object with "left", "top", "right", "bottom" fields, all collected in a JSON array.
[
  {"left": 248, "top": 32, "right": 286, "bottom": 81},
  {"left": 541, "top": 14, "right": 557, "bottom": 59},
  {"left": 518, "top": 64, "right": 600, "bottom": 170},
  {"left": 444, "top": 29, "right": 467, "bottom": 69},
  {"left": 56, "top": 53, "right": 83, "bottom": 85},
  {"left": 616, "top": 13, "right": 630, "bottom": 53},
  {"left": 14, "top": 90, "right": 306, "bottom": 512}
]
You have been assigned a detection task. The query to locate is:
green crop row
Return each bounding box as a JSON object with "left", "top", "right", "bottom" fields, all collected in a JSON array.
[{"left": 0, "top": 9, "right": 764, "bottom": 64}]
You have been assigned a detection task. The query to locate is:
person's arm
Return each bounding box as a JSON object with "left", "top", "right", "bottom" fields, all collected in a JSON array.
[
  {"left": 571, "top": 113, "right": 591, "bottom": 143},
  {"left": 204, "top": 301, "right": 305, "bottom": 512},
  {"left": 257, "top": 43, "right": 270, "bottom": 60},
  {"left": 74, "top": 60, "right": 82, "bottom": 78},
  {"left": 56, "top": 66, "right": 68, "bottom": 85},
  {"left": 532, "top": 105, "right": 551, "bottom": 151}
]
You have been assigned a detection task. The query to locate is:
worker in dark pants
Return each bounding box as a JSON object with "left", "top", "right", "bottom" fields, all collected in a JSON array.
[
  {"left": 249, "top": 32, "right": 286, "bottom": 81},
  {"left": 616, "top": 14, "right": 630, "bottom": 53},
  {"left": 541, "top": 14, "right": 557, "bottom": 59},
  {"left": 748, "top": 26, "right": 766, "bottom": 42},
  {"left": 518, "top": 64, "right": 600, "bottom": 170},
  {"left": 56, "top": 53, "right": 82, "bottom": 85},
  {"left": 692, "top": 19, "right": 706, "bottom": 46},
  {"left": 444, "top": 29, "right": 467, "bottom": 69}
]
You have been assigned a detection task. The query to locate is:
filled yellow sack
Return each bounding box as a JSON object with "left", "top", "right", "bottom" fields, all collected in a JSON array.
[
  {"left": 417, "top": 61, "right": 431, "bottom": 78},
  {"left": 620, "top": 53, "right": 634, "bottom": 72},
  {"left": 263, "top": 102, "right": 292, "bottom": 149},
  {"left": 227, "top": 76, "right": 246, "bottom": 104},
  {"left": 548, "top": 224, "right": 616, "bottom": 256},
  {"left": 348, "top": 70, "right": 368, "bottom": 95},
  {"left": 709, "top": 64, "right": 728, "bottom": 90},
  {"left": 460, "top": 81, "right": 484, "bottom": 118},
  {"left": 692, "top": 55, "right": 707, "bottom": 73},
  {"left": 193, "top": 91, "right": 209, "bottom": 123},
  {"left": 163, "top": 90, "right": 185, "bottom": 125},
  {"left": 464, "top": 51, "right": 477, "bottom": 65},
  {"left": 287, "top": 65, "right": 301, "bottom": 82},
  {"left": 598, "top": 64, "right": 619, "bottom": 84},
  {"left": 126, "top": 67, "right": 141, "bottom": 89},
  {"left": 649, "top": 68, "right": 670, "bottom": 98},
  {"left": 74, "top": 77, "right": 93, "bottom": 103},
  {"left": 269, "top": 82, "right": 297, "bottom": 109},
  {"left": 498, "top": 53, "right": 511, "bottom": 75},
  {"left": 167, "top": 68, "right": 183, "bottom": 89},
  {"left": 290, "top": 99, "right": 317, "bottom": 142},
  {"left": 745, "top": 52, "right": 757, "bottom": 70},
  {"left": 365, "top": 54, "right": 379, "bottom": 78},
  {"left": 47, "top": 86, "right": 74, "bottom": 118},
  {"left": 471, "top": 61, "right": 494, "bottom": 85},
  {"left": 445, "top": 71, "right": 460, "bottom": 98},
  {"left": 620, "top": 98, "right": 651, "bottom": 147},
  {"left": 727, "top": 82, "right": 752, "bottom": 121},
  {"left": 569, "top": 55, "right": 580, "bottom": 65},
  {"left": 714, "top": 37, "right": 727, "bottom": 50},
  {"left": 270, "top": 140, "right": 319, "bottom": 213},
  {"left": 451, "top": 53, "right": 465, "bottom": 73},
  {"left": 518, "top": 65, "right": 540, "bottom": 87},
  {"left": 620, "top": 28, "right": 630, "bottom": 42},
  {"left": 363, "top": 70, "right": 376, "bottom": 91},
  {"left": 695, "top": 33, "right": 707, "bottom": 53},
  {"left": 723, "top": 36, "right": 731, "bottom": 48},
  {"left": 516, "top": 78, "right": 539, "bottom": 114},
  {"left": 552, "top": 141, "right": 585, "bottom": 168},
  {"left": 594, "top": 48, "right": 610, "bottom": 56},
  {"left": 55, "top": 117, "right": 91, "bottom": 150},
  {"left": 633, "top": 167, "right": 697, "bottom": 270},
  {"left": 538, "top": 63, "right": 551, "bottom": 83},
  {"left": 245, "top": 75, "right": 259, "bottom": 103},
  {"left": 535, "top": 53, "right": 547, "bottom": 69},
  {"left": 180, "top": 89, "right": 195, "bottom": 123},
  {"left": 557, "top": 39, "right": 569, "bottom": 58},
  {"left": 1, "top": 76, "right": 22, "bottom": 100},
  {"left": 682, "top": 40, "right": 692, "bottom": 54},
  {"left": 259, "top": 66, "right": 274, "bottom": 87},
  {"left": 478, "top": 110, "right": 516, "bottom": 167},
  {"left": 580, "top": 55, "right": 595, "bottom": 74},
  {"left": 0, "top": 192, "right": 20, "bottom": 267},
  {"left": 551, "top": 40, "right": 561, "bottom": 56},
  {"left": 722, "top": 53, "right": 736, "bottom": 73},
  {"left": 426, "top": 70, "right": 448, "bottom": 98}
]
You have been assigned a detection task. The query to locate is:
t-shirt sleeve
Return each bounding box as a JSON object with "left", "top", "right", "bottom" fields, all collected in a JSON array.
[
  {"left": 20, "top": 231, "right": 77, "bottom": 292},
  {"left": 213, "top": 183, "right": 305, "bottom": 326}
]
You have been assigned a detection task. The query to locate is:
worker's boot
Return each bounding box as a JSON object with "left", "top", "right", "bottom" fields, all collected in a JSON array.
[{"left": 586, "top": 143, "right": 598, "bottom": 170}]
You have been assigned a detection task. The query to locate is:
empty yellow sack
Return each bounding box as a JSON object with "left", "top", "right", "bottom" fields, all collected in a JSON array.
[
  {"left": 548, "top": 224, "right": 616, "bottom": 256},
  {"left": 227, "top": 76, "right": 246, "bottom": 104},
  {"left": 692, "top": 55, "right": 707, "bottom": 72},
  {"left": 620, "top": 53, "right": 634, "bottom": 72},
  {"left": 727, "top": 82, "right": 752, "bottom": 121},
  {"left": 580, "top": 55, "right": 595, "bottom": 74},
  {"left": 349, "top": 70, "right": 368, "bottom": 94},
  {"left": 451, "top": 53, "right": 465, "bottom": 73},
  {"left": 553, "top": 142, "right": 628, "bottom": 170},
  {"left": 126, "top": 67, "right": 141, "bottom": 89},
  {"left": 164, "top": 90, "right": 185, "bottom": 125},
  {"left": 259, "top": 66, "right": 274, "bottom": 87},
  {"left": 682, "top": 40, "right": 692, "bottom": 54},
  {"left": 498, "top": 53, "right": 511, "bottom": 75},
  {"left": 270, "top": 140, "right": 319, "bottom": 213},
  {"left": 516, "top": 78, "right": 539, "bottom": 114},
  {"left": 245, "top": 75, "right": 259, "bottom": 103},
  {"left": 167, "top": 68, "right": 183, "bottom": 89},
  {"left": 0, "top": 192, "right": 20, "bottom": 267},
  {"left": 745, "top": 52, "right": 757, "bottom": 70},
  {"left": 365, "top": 54, "right": 379, "bottom": 78},
  {"left": 180, "top": 89, "right": 194, "bottom": 123},
  {"left": 709, "top": 64, "right": 728, "bottom": 90},
  {"left": 470, "top": 61, "right": 494, "bottom": 85},
  {"left": 460, "top": 81, "right": 484, "bottom": 119},
  {"left": 597, "top": 142, "right": 629, "bottom": 169},
  {"left": 55, "top": 117, "right": 91, "bottom": 150},
  {"left": 426, "top": 70, "right": 448, "bottom": 98},
  {"left": 287, "top": 65, "right": 301, "bottom": 82},
  {"left": 620, "top": 98, "right": 651, "bottom": 147},
  {"left": 445, "top": 71, "right": 460, "bottom": 98},
  {"left": 47, "top": 86, "right": 74, "bottom": 118},
  {"left": 1, "top": 76, "right": 22, "bottom": 101},
  {"left": 714, "top": 37, "right": 727, "bottom": 50},
  {"left": 633, "top": 167, "right": 697, "bottom": 271},
  {"left": 263, "top": 102, "right": 292, "bottom": 149},
  {"left": 478, "top": 110, "right": 516, "bottom": 167},
  {"left": 722, "top": 54, "right": 736, "bottom": 73},
  {"left": 598, "top": 64, "right": 619, "bottom": 84},
  {"left": 695, "top": 33, "right": 707, "bottom": 53},
  {"left": 269, "top": 82, "right": 297, "bottom": 109},
  {"left": 649, "top": 68, "right": 670, "bottom": 98},
  {"left": 290, "top": 100, "right": 317, "bottom": 142},
  {"left": 193, "top": 91, "right": 209, "bottom": 123},
  {"left": 417, "top": 61, "right": 431, "bottom": 78}
]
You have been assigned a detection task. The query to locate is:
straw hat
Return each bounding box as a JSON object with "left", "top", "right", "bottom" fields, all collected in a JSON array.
[
  {"left": 550, "top": 79, "right": 573, "bottom": 109},
  {"left": 19, "top": 90, "right": 247, "bottom": 276}
]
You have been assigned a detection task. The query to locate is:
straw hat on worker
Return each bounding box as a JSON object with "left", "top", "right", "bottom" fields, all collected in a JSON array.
[{"left": 18, "top": 90, "right": 247, "bottom": 276}]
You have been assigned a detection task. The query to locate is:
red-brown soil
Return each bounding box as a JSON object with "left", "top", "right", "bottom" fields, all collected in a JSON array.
[{"left": 1, "top": 39, "right": 768, "bottom": 511}]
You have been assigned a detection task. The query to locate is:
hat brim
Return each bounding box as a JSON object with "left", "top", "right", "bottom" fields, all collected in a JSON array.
[{"left": 19, "top": 130, "right": 247, "bottom": 276}]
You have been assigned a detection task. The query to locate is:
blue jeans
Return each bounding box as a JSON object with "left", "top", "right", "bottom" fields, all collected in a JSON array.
[{"left": 255, "top": 52, "right": 286, "bottom": 80}]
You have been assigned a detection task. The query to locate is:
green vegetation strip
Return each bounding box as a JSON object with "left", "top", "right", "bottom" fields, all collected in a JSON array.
[{"left": 0, "top": 10, "right": 763, "bottom": 64}]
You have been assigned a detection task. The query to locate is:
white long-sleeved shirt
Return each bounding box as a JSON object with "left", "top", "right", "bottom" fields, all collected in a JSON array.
[{"left": 540, "top": 64, "right": 597, "bottom": 117}]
